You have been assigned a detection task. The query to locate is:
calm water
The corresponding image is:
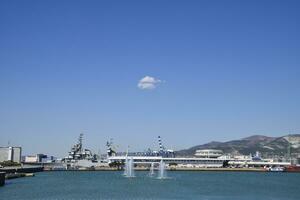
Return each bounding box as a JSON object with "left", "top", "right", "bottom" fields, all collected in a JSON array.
[{"left": 1, "top": 171, "right": 300, "bottom": 200}]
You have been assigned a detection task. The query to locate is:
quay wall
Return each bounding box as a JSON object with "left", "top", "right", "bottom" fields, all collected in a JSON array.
[
  {"left": 0, "top": 172, "right": 5, "bottom": 186},
  {"left": 45, "top": 167, "right": 267, "bottom": 172},
  {"left": 0, "top": 166, "right": 43, "bottom": 174}
]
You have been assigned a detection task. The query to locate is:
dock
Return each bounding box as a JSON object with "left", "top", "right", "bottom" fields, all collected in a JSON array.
[
  {"left": 5, "top": 173, "right": 35, "bottom": 180},
  {"left": 0, "top": 166, "right": 43, "bottom": 174}
]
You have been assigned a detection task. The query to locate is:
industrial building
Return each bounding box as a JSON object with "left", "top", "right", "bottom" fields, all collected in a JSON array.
[
  {"left": 24, "top": 154, "right": 48, "bottom": 163},
  {"left": 0, "top": 147, "right": 22, "bottom": 163}
]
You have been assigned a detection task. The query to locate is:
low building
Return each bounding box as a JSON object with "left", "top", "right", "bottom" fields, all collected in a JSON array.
[
  {"left": 0, "top": 147, "right": 22, "bottom": 163},
  {"left": 194, "top": 149, "right": 223, "bottom": 158},
  {"left": 108, "top": 156, "right": 225, "bottom": 168},
  {"left": 24, "top": 154, "right": 47, "bottom": 163},
  {"left": 24, "top": 155, "right": 39, "bottom": 163},
  {"left": 41, "top": 156, "right": 55, "bottom": 163}
]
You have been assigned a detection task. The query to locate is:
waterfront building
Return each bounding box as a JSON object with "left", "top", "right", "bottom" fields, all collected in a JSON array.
[
  {"left": 24, "top": 154, "right": 47, "bottom": 163},
  {"left": 194, "top": 149, "right": 223, "bottom": 158},
  {"left": 0, "top": 147, "right": 22, "bottom": 163},
  {"left": 108, "top": 154, "right": 291, "bottom": 168}
]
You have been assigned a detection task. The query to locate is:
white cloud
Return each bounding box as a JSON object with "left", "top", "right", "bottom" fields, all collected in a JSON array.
[{"left": 137, "top": 76, "right": 162, "bottom": 90}]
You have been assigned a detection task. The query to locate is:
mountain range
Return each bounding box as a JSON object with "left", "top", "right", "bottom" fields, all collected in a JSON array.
[{"left": 176, "top": 134, "right": 300, "bottom": 157}]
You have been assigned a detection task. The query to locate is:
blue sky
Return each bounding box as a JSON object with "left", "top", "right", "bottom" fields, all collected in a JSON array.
[{"left": 1, "top": 0, "right": 300, "bottom": 157}]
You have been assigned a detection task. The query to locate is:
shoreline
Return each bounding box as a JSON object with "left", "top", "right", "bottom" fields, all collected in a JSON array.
[
  {"left": 44, "top": 167, "right": 287, "bottom": 172},
  {"left": 3, "top": 166, "right": 299, "bottom": 173}
]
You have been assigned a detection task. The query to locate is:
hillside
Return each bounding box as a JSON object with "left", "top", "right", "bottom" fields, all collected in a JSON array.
[{"left": 176, "top": 134, "right": 300, "bottom": 157}]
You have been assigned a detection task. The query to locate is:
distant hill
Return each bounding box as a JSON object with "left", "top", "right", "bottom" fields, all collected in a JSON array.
[{"left": 176, "top": 134, "right": 300, "bottom": 157}]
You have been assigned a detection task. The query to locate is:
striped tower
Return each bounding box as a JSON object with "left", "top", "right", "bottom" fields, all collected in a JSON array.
[{"left": 158, "top": 136, "right": 163, "bottom": 153}]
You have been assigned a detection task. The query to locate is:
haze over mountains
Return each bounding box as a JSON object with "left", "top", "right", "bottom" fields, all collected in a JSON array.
[{"left": 177, "top": 134, "right": 300, "bottom": 157}]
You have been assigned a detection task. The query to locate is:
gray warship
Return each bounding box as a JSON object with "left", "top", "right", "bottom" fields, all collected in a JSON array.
[{"left": 63, "top": 133, "right": 107, "bottom": 169}]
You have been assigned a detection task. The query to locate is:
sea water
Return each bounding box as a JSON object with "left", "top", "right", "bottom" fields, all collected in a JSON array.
[{"left": 1, "top": 171, "right": 300, "bottom": 200}]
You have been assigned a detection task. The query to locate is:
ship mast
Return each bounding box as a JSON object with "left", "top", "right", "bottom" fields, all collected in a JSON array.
[{"left": 78, "top": 133, "right": 83, "bottom": 153}]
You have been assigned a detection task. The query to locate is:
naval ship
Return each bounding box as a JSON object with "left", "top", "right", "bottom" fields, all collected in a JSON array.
[{"left": 63, "top": 134, "right": 106, "bottom": 169}]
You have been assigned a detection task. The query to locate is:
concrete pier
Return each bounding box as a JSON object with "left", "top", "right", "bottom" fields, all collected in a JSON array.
[
  {"left": 5, "top": 173, "right": 35, "bottom": 179},
  {"left": 0, "top": 166, "right": 43, "bottom": 174},
  {"left": 0, "top": 172, "right": 5, "bottom": 186}
]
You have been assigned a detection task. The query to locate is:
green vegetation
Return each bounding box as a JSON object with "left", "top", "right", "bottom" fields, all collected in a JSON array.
[
  {"left": 169, "top": 163, "right": 178, "bottom": 166},
  {"left": 108, "top": 161, "right": 122, "bottom": 170},
  {"left": 0, "top": 161, "right": 21, "bottom": 167}
]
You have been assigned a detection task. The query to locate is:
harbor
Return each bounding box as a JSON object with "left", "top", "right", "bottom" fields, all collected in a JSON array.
[
  {"left": 60, "top": 134, "right": 300, "bottom": 173},
  {"left": 1, "top": 134, "right": 299, "bottom": 180},
  {"left": 1, "top": 0, "right": 300, "bottom": 199}
]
